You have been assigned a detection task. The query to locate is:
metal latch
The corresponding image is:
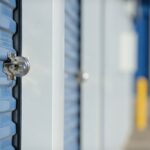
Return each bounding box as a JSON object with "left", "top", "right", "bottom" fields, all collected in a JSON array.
[
  {"left": 76, "top": 72, "right": 89, "bottom": 83},
  {"left": 3, "top": 53, "right": 30, "bottom": 80}
]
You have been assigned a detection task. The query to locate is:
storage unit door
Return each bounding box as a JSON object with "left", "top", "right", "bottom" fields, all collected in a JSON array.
[
  {"left": 0, "top": 0, "right": 21, "bottom": 149},
  {"left": 64, "top": 0, "right": 81, "bottom": 150}
]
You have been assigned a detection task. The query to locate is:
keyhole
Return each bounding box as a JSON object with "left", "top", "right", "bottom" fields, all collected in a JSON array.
[
  {"left": 14, "top": 65, "right": 19, "bottom": 70},
  {"left": 10, "top": 64, "right": 19, "bottom": 71}
]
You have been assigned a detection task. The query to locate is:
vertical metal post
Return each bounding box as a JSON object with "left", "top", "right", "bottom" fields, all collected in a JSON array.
[{"left": 52, "top": 0, "right": 64, "bottom": 149}]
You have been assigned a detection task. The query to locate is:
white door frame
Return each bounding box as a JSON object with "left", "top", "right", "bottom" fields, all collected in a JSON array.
[{"left": 52, "top": 0, "right": 64, "bottom": 150}]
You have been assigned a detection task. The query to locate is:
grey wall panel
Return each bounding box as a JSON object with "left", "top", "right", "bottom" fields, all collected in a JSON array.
[
  {"left": 81, "top": 0, "right": 104, "bottom": 149},
  {"left": 22, "top": 0, "right": 52, "bottom": 149},
  {"left": 104, "top": 1, "right": 135, "bottom": 150}
]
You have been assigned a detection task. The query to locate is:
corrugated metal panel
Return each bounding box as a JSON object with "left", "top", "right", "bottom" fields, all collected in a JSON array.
[
  {"left": 65, "top": 0, "right": 81, "bottom": 150},
  {"left": 0, "top": 0, "right": 17, "bottom": 149}
]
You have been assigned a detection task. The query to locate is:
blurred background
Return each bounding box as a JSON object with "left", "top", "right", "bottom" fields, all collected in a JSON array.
[
  {"left": 64, "top": 0, "right": 150, "bottom": 150},
  {"left": 22, "top": 0, "right": 150, "bottom": 150}
]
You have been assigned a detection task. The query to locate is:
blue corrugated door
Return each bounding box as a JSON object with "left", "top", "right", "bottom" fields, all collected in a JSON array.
[
  {"left": 135, "top": 1, "right": 149, "bottom": 78},
  {"left": 0, "top": 0, "right": 18, "bottom": 149},
  {"left": 65, "top": 0, "right": 81, "bottom": 150}
]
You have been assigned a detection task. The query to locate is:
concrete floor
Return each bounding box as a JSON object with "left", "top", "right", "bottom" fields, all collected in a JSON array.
[
  {"left": 125, "top": 128, "right": 150, "bottom": 150},
  {"left": 125, "top": 103, "right": 150, "bottom": 150}
]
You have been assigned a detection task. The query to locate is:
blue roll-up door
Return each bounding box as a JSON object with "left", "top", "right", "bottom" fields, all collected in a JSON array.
[
  {"left": 64, "top": 0, "right": 81, "bottom": 150},
  {"left": 135, "top": 2, "right": 149, "bottom": 78},
  {"left": 0, "top": 0, "right": 21, "bottom": 149}
]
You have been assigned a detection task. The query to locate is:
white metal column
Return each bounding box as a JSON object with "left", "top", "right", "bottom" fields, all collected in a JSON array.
[
  {"left": 52, "top": 0, "right": 64, "bottom": 150},
  {"left": 81, "top": 0, "right": 104, "bottom": 150},
  {"left": 22, "top": 0, "right": 64, "bottom": 150}
]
